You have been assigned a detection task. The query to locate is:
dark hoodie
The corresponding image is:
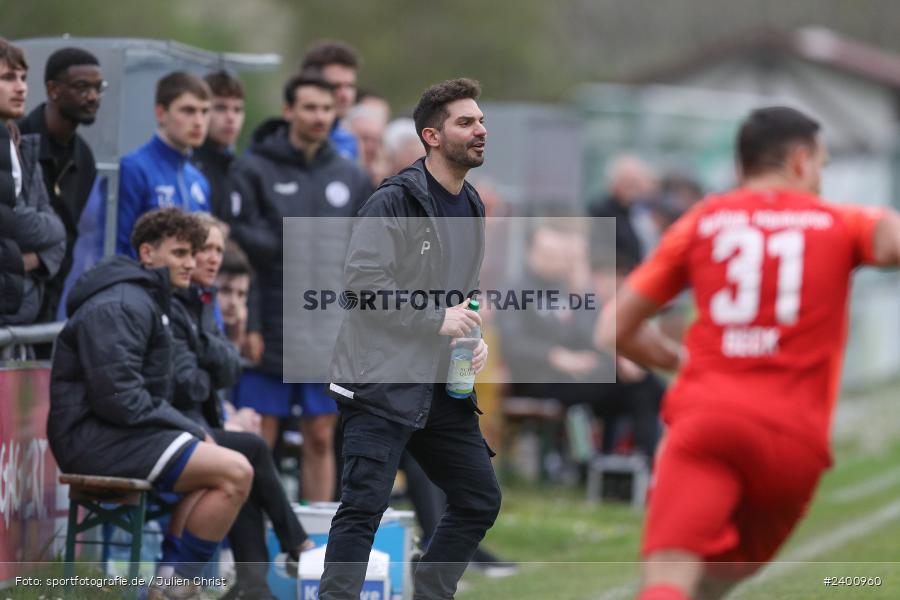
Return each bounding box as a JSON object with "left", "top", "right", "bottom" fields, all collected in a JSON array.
[
  {"left": 228, "top": 118, "right": 371, "bottom": 378},
  {"left": 48, "top": 256, "right": 206, "bottom": 482}
]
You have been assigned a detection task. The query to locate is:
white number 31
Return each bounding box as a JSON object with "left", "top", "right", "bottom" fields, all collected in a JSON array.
[{"left": 710, "top": 227, "right": 804, "bottom": 325}]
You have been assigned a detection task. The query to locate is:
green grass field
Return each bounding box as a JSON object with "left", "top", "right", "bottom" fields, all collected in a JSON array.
[
  {"left": 3, "top": 386, "right": 897, "bottom": 600},
  {"left": 459, "top": 384, "right": 900, "bottom": 600}
]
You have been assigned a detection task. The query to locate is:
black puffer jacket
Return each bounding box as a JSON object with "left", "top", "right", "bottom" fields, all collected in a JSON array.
[
  {"left": 170, "top": 285, "right": 241, "bottom": 429},
  {"left": 228, "top": 119, "right": 371, "bottom": 379},
  {"left": 329, "top": 159, "right": 485, "bottom": 428},
  {"left": 48, "top": 256, "right": 207, "bottom": 482}
]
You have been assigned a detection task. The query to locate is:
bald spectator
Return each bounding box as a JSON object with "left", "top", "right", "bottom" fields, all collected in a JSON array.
[
  {"left": 589, "top": 154, "right": 658, "bottom": 272},
  {"left": 355, "top": 88, "right": 391, "bottom": 124},
  {"left": 383, "top": 117, "right": 424, "bottom": 176},
  {"left": 346, "top": 104, "right": 388, "bottom": 186}
]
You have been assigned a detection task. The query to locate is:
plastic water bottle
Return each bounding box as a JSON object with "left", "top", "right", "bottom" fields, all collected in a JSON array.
[{"left": 446, "top": 298, "right": 481, "bottom": 398}]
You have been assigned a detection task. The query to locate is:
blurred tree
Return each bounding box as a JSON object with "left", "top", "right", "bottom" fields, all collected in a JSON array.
[{"left": 6, "top": 0, "right": 900, "bottom": 142}]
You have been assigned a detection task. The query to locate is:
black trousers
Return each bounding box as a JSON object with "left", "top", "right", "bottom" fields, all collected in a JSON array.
[
  {"left": 212, "top": 429, "right": 308, "bottom": 594},
  {"left": 513, "top": 374, "right": 664, "bottom": 457},
  {"left": 320, "top": 392, "right": 502, "bottom": 600}
]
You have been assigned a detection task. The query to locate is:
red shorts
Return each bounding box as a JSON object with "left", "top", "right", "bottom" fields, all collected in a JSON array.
[{"left": 642, "top": 411, "right": 828, "bottom": 577}]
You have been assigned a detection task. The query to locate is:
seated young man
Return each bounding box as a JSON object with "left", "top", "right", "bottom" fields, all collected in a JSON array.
[
  {"left": 168, "top": 213, "right": 313, "bottom": 599},
  {"left": 49, "top": 207, "right": 253, "bottom": 600}
]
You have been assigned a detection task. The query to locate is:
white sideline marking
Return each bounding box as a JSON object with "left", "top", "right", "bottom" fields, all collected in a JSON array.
[
  {"left": 749, "top": 497, "right": 900, "bottom": 583},
  {"left": 828, "top": 466, "right": 900, "bottom": 503},
  {"left": 591, "top": 497, "right": 900, "bottom": 600}
]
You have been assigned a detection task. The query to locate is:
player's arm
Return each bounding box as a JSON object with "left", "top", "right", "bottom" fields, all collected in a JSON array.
[
  {"left": 870, "top": 209, "right": 900, "bottom": 266},
  {"left": 598, "top": 287, "right": 683, "bottom": 371},
  {"left": 596, "top": 207, "right": 697, "bottom": 371}
]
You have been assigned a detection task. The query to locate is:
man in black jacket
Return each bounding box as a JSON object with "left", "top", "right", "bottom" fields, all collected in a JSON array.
[
  {"left": 49, "top": 208, "right": 253, "bottom": 600},
  {"left": 169, "top": 214, "right": 312, "bottom": 600},
  {"left": 192, "top": 70, "right": 244, "bottom": 220},
  {"left": 497, "top": 224, "right": 662, "bottom": 458},
  {"left": 18, "top": 47, "right": 102, "bottom": 323},
  {"left": 228, "top": 71, "right": 370, "bottom": 503},
  {"left": 321, "top": 78, "right": 500, "bottom": 600}
]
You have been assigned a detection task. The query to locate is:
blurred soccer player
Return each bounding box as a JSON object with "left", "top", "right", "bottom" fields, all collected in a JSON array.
[{"left": 599, "top": 106, "right": 900, "bottom": 600}]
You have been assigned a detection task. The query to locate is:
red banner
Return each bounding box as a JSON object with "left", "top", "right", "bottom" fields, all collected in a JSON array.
[{"left": 0, "top": 367, "right": 64, "bottom": 580}]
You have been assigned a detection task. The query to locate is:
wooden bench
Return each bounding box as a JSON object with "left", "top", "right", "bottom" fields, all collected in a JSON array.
[{"left": 60, "top": 474, "right": 172, "bottom": 598}]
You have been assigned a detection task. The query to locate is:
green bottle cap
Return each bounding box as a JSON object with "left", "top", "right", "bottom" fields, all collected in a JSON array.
[{"left": 467, "top": 298, "right": 480, "bottom": 311}]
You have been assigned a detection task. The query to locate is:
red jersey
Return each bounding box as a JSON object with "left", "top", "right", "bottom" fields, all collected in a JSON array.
[{"left": 628, "top": 188, "right": 884, "bottom": 462}]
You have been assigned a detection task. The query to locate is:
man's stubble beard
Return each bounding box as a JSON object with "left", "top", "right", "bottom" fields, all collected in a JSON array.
[{"left": 443, "top": 137, "right": 484, "bottom": 170}]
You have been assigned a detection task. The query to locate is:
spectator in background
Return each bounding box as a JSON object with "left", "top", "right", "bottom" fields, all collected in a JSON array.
[
  {"left": 590, "top": 154, "right": 658, "bottom": 272},
  {"left": 193, "top": 70, "right": 245, "bottom": 220},
  {"left": 0, "top": 38, "right": 66, "bottom": 327},
  {"left": 169, "top": 214, "right": 312, "bottom": 600},
  {"left": 18, "top": 47, "right": 103, "bottom": 324},
  {"left": 355, "top": 88, "right": 391, "bottom": 124},
  {"left": 49, "top": 208, "right": 252, "bottom": 600},
  {"left": 300, "top": 40, "right": 361, "bottom": 160},
  {"left": 217, "top": 240, "right": 253, "bottom": 358},
  {"left": 346, "top": 104, "right": 389, "bottom": 186},
  {"left": 0, "top": 123, "right": 24, "bottom": 317},
  {"left": 383, "top": 117, "right": 425, "bottom": 175},
  {"left": 496, "top": 222, "right": 662, "bottom": 459},
  {"left": 116, "top": 71, "right": 211, "bottom": 256},
  {"left": 228, "top": 72, "right": 370, "bottom": 502}
]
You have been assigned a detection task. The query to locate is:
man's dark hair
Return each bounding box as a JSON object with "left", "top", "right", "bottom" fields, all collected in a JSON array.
[
  {"left": 283, "top": 70, "right": 335, "bottom": 106},
  {"left": 131, "top": 208, "right": 209, "bottom": 253},
  {"left": 737, "top": 106, "right": 821, "bottom": 177},
  {"left": 155, "top": 71, "right": 211, "bottom": 109},
  {"left": 219, "top": 240, "right": 253, "bottom": 278},
  {"left": 300, "top": 40, "right": 360, "bottom": 71},
  {"left": 204, "top": 70, "right": 244, "bottom": 99},
  {"left": 412, "top": 78, "right": 481, "bottom": 150},
  {"left": 0, "top": 38, "right": 27, "bottom": 72},
  {"left": 44, "top": 47, "right": 99, "bottom": 83}
]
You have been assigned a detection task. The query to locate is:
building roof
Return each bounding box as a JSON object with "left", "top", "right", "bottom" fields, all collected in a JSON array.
[{"left": 629, "top": 27, "right": 900, "bottom": 91}]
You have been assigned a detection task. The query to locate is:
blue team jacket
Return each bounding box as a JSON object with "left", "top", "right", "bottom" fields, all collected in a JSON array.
[{"left": 116, "top": 134, "right": 210, "bottom": 256}]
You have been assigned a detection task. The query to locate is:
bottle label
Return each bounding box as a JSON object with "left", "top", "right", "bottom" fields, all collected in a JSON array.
[{"left": 446, "top": 357, "right": 475, "bottom": 395}]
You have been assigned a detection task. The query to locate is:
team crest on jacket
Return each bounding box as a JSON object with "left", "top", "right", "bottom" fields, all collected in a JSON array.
[
  {"left": 325, "top": 181, "right": 350, "bottom": 208},
  {"left": 230, "top": 191, "right": 242, "bottom": 216},
  {"left": 191, "top": 182, "right": 207, "bottom": 205},
  {"left": 274, "top": 181, "right": 299, "bottom": 195},
  {"left": 155, "top": 185, "right": 176, "bottom": 208}
]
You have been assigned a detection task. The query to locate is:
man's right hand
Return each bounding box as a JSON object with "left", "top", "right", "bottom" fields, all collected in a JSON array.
[
  {"left": 243, "top": 331, "right": 265, "bottom": 364},
  {"left": 439, "top": 301, "right": 482, "bottom": 337},
  {"left": 547, "top": 346, "right": 600, "bottom": 378},
  {"left": 22, "top": 252, "right": 40, "bottom": 272}
]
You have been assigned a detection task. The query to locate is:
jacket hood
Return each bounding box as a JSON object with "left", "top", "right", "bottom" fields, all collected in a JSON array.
[
  {"left": 378, "top": 158, "right": 432, "bottom": 210},
  {"left": 378, "top": 158, "right": 484, "bottom": 219},
  {"left": 66, "top": 255, "right": 168, "bottom": 315},
  {"left": 249, "top": 118, "right": 336, "bottom": 166}
]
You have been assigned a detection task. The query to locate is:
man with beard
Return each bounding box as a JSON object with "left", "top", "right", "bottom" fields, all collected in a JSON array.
[
  {"left": 19, "top": 47, "right": 103, "bottom": 324},
  {"left": 322, "top": 78, "right": 500, "bottom": 600}
]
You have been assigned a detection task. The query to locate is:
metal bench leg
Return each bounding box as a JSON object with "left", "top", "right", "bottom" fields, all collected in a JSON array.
[
  {"left": 127, "top": 493, "right": 147, "bottom": 599},
  {"left": 64, "top": 500, "right": 79, "bottom": 579}
]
